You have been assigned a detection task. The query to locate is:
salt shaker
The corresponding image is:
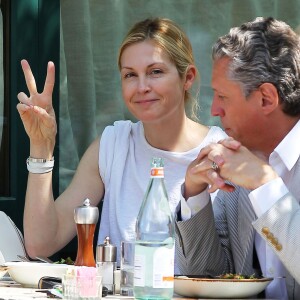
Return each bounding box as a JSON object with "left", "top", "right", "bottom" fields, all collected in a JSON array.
[
  {"left": 74, "top": 198, "right": 99, "bottom": 267},
  {"left": 96, "top": 236, "right": 117, "bottom": 294}
]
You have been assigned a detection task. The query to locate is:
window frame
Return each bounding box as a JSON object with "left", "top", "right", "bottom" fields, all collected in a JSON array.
[{"left": 0, "top": 0, "right": 60, "bottom": 233}]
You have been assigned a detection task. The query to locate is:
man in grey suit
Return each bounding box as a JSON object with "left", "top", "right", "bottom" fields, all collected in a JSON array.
[{"left": 176, "top": 17, "right": 300, "bottom": 299}]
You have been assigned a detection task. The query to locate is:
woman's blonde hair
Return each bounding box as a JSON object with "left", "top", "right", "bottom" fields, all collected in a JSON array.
[{"left": 118, "top": 18, "right": 200, "bottom": 120}]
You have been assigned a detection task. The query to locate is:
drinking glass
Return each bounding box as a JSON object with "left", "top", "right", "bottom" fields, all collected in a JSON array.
[
  {"left": 120, "top": 241, "right": 135, "bottom": 296},
  {"left": 62, "top": 274, "right": 102, "bottom": 299}
]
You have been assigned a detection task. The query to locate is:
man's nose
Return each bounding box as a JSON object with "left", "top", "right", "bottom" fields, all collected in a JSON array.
[{"left": 211, "top": 97, "right": 224, "bottom": 117}]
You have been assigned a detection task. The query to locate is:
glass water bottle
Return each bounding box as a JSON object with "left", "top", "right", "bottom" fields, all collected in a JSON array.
[{"left": 134, "top": 157, "right": 175, "bottom": 300}]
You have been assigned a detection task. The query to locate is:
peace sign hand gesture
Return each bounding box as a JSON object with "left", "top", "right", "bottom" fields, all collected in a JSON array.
[{"left": 16, "top": 60, "right": 57, "bottom": 157}]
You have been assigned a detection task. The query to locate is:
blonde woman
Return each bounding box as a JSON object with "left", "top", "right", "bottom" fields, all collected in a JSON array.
[{"left": 17, "top": 18, "right": 226, "bottom": 266}]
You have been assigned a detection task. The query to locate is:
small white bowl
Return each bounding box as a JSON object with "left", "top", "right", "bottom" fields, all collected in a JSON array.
[{"left": 5, "top": 261, "right": 68, "bottom": 287}]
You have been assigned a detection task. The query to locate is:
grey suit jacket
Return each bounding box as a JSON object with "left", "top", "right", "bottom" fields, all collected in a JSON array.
[{"left": 176, "top": 159, "right": 300, "bottom": 299}]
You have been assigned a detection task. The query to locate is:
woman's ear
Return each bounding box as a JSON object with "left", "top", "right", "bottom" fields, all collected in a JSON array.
[
  {"left": 184, "top": 65, "right": 197, "bottom": 90},
  {"left": 258, "top": 82, "right": 279, "bottom": 115}
]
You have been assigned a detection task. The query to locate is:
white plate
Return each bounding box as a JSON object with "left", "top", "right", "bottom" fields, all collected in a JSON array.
[
  {"left": 174, "top": 276, "right": 273, "bottom": 298},
  {"left": 5, "top": 261, "right": 69, "bottom": 288},
  {"left": 0, "top": 211, "right": 27, "bottom": 262}
]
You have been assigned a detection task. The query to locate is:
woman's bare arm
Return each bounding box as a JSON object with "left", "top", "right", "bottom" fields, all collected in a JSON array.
[{"left": 24, "top": 137, "right": 104, "bottom": 258}]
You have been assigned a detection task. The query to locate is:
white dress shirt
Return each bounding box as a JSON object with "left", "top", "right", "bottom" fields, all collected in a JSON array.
[{"left": 249, "top": 120, "right": 300, "bottom": 299}]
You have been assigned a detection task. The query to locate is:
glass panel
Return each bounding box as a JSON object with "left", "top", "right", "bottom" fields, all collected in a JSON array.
[
  {"left": 59, "top": 1, "right": 300, "bottom": 192},
  {"left": 0, "top": 1, "right": 7, "bottom": 196}
]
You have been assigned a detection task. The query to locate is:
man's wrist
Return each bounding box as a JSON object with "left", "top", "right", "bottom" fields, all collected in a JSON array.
[
  {"left": 180, "top": 183, "right": 210, "bottom": 220},
  {"left": 253, "top": 166, "right": 279, "bottom": 189},
  {"left": 183, "top": 181, "right": 208, "bottom": 200}
]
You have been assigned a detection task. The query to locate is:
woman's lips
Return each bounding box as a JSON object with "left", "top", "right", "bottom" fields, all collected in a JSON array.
[
  {"left": 136, "top": 99, "right": 158, "bottom": 103},
  {"left": 135, "top": 99, "right": 159, "bottom": 106}
]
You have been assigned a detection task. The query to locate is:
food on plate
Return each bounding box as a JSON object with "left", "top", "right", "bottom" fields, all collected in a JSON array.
[
  {"left": 54, "top": 257, "right": 74, "bottom": 265},
  {"left": 174, "top": 274, "right": 273, "bottom": 298},
  {"left": 218, "top": 273, "right": 258, "bottom": 279}
]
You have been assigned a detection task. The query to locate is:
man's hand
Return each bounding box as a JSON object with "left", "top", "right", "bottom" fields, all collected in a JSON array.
[
  {"left": 184, "top": 138, "right": 240, "bottom": 198},
  {"left": 194, "top": 139, "right": 278, "bottom": 190}
]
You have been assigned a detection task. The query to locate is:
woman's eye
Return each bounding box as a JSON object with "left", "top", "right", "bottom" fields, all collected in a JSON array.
[
  {"left": 124, "top": 72, "right": 135, "bottom": 79},
  {"left": 150, "top": 69, "right": 163, "bottom": 76},
  {"left": 218, "top": 95, "right": 225, "bottom": 100}
]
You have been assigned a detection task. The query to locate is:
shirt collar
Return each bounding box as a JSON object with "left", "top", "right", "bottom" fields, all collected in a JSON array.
[{"left": 273, "top": 119, "right": 300, "bottom": 171}]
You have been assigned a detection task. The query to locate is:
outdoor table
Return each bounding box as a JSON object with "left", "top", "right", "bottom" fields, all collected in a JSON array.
[
  {"left": 0, "top": 277, "right": 277, "bottom": 300},
  {"left": 0, "top": 286, "right": 278, "bottom": 300}
]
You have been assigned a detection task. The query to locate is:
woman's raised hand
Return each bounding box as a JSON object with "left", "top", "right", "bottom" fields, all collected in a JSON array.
[{"left": 16, "top": 60, "right": 57, "bottom": 156}]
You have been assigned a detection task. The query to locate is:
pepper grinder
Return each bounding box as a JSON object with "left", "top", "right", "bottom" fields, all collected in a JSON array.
[
  {"left": 96, "top": 236, "right": 117, "bottom": 294},
  {"left": 74, "top": 198, "right": 99, "bottom": 267}
]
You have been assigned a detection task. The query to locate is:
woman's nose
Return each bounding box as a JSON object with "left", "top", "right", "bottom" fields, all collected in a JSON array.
[{"left": 137, "top": 77, "right": 150, "bottom": 93}]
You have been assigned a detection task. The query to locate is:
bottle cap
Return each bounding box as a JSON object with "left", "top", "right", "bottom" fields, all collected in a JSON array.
[
  {"left": 151, "top": 157, "right": 164, "bottom": 167},
  {"left": 96, "top": 236, "right": 117, "bottom": 262},
  {"left": 74, "top": 198, "right": 99, "bottom": 224}
]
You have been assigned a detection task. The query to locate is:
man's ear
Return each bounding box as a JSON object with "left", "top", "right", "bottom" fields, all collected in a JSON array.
[
  {"left": 258, "top": 82, "right": 279, "bottom": 115},
  {"left": 184, "top": 65, "right": 197, "bottom": 90}
]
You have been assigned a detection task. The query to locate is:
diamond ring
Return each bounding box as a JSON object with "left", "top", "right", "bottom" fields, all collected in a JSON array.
[{"left": 211, "top": 161, "right": 219, "bottom": 171}]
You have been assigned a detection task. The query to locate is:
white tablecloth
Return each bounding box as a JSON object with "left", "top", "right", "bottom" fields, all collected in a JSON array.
[
  {"left": 0, "top": 280, "right": 276, "bottom": 300},
  {"left": 0, "top": 287, "right": 48, "bottom": 299},
  {"left": 0, "top": 288, "right": 194, "bottom": 300}
]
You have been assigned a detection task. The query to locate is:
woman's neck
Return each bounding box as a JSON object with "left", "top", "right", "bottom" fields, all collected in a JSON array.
[{"left": 142, "top": 115, "right": 208, "bottom": 152}]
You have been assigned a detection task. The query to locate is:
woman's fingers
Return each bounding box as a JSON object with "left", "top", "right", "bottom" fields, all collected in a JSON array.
[
  {"left": 17, "top": 92, "right": 32, "bottom": 106},
  {"left": 31, "top": 105, "right": 54, "bottom": 126},
  {"left": 43, "top": 61, "right": 55, "bottom": 96},
  {"left": 19, "top": 60, "right": 55, "bottom": 110},
  {"left": 16, "top": 102, "right": 31, "bottom": 116},
  {"left": 21, "top": 59, "right": 37, "bottom": 95},
  {"left": 17, "top": 60, "right": 57, "bottom": 145}
]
